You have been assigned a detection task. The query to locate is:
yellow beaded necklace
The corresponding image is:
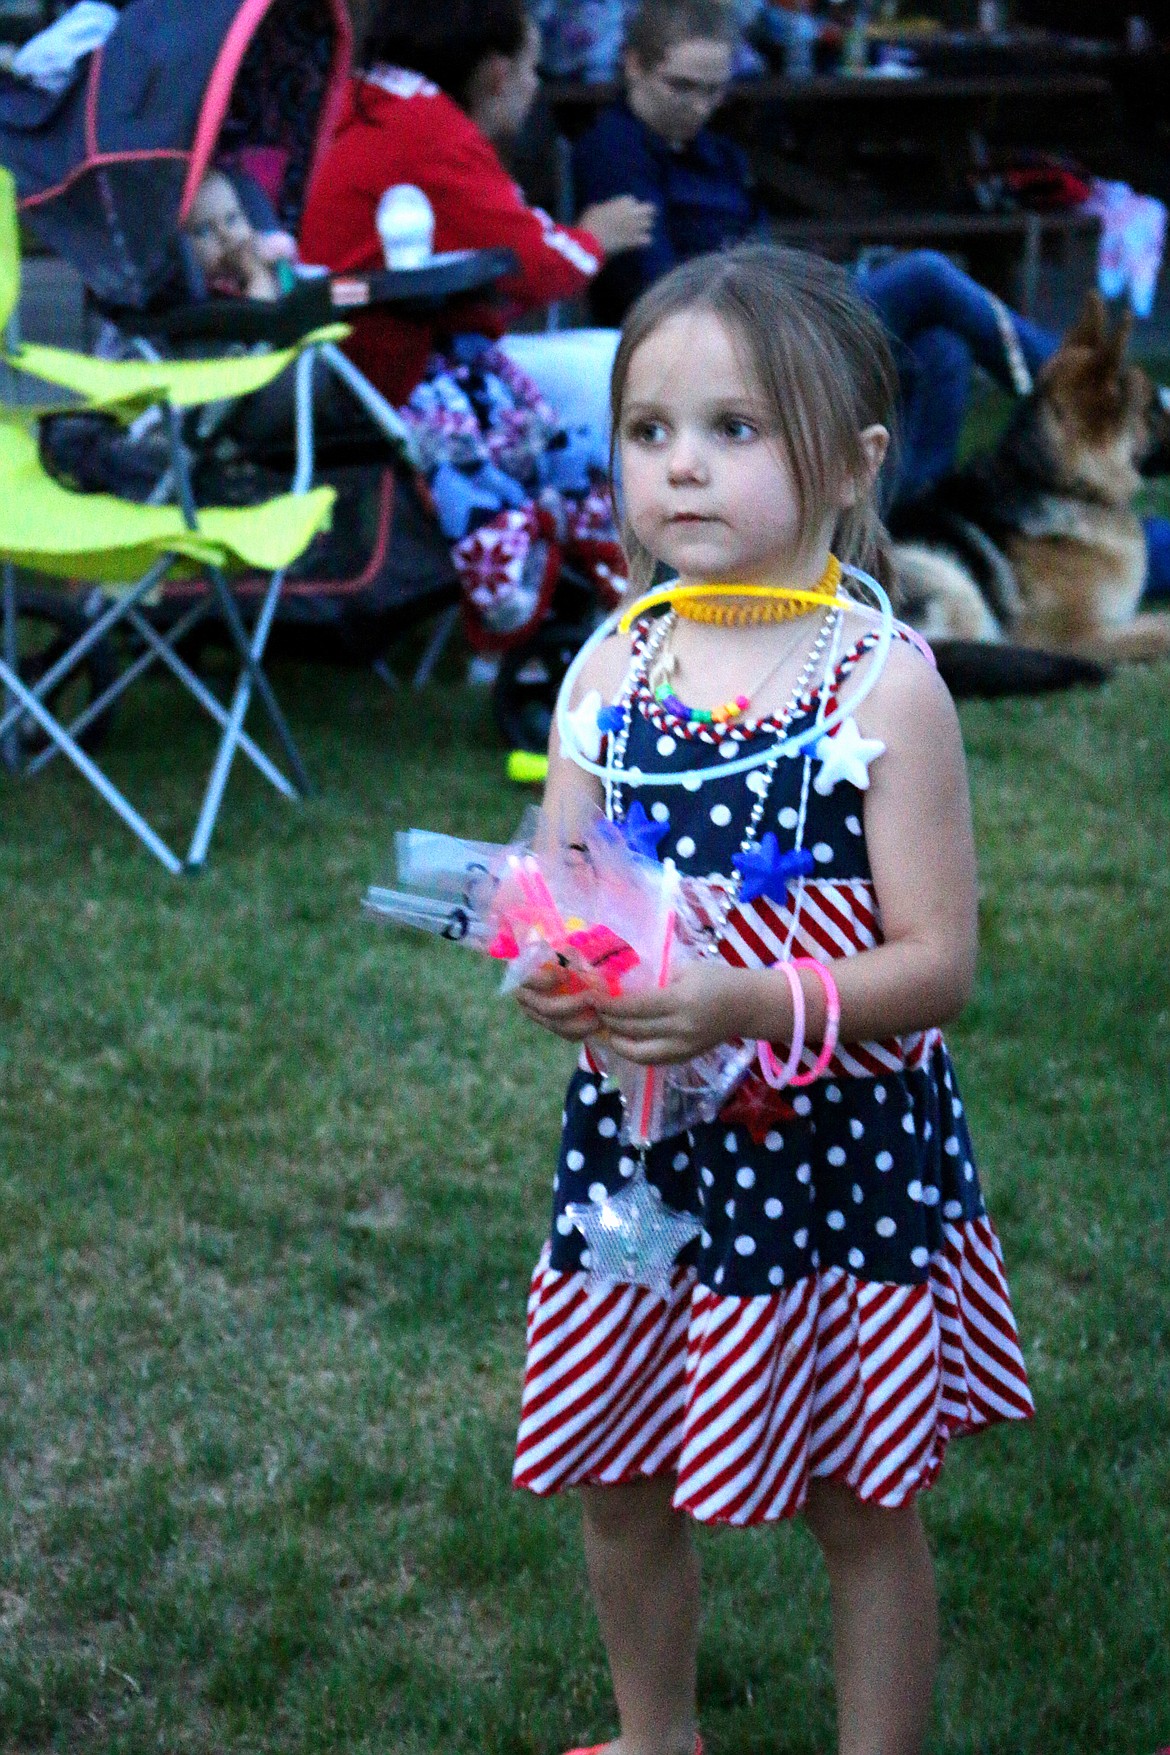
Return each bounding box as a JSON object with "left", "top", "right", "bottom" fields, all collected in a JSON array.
[{"left": 618, "top": 556, "right": 845, "bottom": 633}]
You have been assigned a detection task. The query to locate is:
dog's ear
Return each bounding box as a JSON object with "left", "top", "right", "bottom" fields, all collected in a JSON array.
[{"left": 1064, "top": 290, "right": 1108, "bottom": 351}]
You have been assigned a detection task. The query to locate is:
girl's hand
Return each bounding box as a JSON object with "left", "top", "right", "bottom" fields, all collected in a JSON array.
[
  {"left": 515, "top": 964, "right": 601, "bottom": 1043},
  {"left": 593, "top": 962, "right": 754, "bottom": 1066}
]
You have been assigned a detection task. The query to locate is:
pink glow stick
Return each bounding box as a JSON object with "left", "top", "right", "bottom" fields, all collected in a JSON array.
[
  {"left": 632, "top": 861, "right": 679, "bottom": 1145},
  {"left": 787, "top": 958, "right": 841, "bottom": 1086},
  {"left": 757, "top": 961, "right": 806, "bottom": 1089}
]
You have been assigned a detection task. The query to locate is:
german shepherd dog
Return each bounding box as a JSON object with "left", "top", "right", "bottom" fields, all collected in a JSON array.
[{"left": 888, "top": 293, "right": 1170, "bottom": 694}]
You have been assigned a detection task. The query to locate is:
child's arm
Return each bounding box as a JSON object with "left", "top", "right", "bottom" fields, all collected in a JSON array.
[
  {"left": 233, "top": 237, "right": 281, "bottom": 302},
  {"left": 513, "top": 633, "right": 631, "bottom": 1044},
  {"left": 593, "top": 644, "right": 979, "bottom": 1064}
]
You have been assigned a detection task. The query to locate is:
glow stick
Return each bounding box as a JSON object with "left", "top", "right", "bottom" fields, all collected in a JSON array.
[
  {"left": 629, "top": 859, "right": 679, "bottom": 1147},
  {"left": 556, "top": 565, "right": 896, "bottom": 789}
]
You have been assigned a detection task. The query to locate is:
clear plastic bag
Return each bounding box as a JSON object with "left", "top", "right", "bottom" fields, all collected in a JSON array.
[{"left": 363, "top": 807, "right": 752, "bottom": 1144}]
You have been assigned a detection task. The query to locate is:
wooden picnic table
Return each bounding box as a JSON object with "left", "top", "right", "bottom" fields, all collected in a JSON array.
[
  {"left": 545, "top": 69, "right": 1113, "bottom": 118},
  {"left": 544, "top": 65, "right": 1114, "bottom": 312}
]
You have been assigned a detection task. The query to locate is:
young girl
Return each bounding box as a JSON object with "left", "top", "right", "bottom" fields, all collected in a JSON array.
[{"left": 512, "top": 245, "right": 1033, "bottom": 1755}]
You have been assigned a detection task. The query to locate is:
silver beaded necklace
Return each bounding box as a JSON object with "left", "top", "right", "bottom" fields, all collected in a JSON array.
[{"left": 607, "top": 604, "right": 843, "bottom": 960}]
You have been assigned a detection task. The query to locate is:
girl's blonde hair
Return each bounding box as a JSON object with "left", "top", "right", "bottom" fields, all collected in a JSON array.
[{"left": 608, "top": 243, "right": 899, "bottom": 592}]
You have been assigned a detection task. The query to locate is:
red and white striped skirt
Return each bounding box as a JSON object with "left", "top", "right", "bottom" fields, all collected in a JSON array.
[{"left": 514, "top": 1213, "right": 1032, "bottom": 1525}]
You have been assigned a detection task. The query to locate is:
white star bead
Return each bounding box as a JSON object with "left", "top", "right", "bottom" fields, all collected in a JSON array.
[
  {"left": 565, "top": 1165, "right": 703, "bottom": 1299},
  {"left": 562, "top": 689, "right": 605, "bottom": 763},
  {"left": 811, "top": 716, "right": 886, "bottom": 796}
]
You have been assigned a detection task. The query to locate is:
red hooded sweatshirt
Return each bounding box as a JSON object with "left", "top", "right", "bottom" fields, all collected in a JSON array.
[{"left": 299, "top": 67, "right": 604, "bottom": 404}]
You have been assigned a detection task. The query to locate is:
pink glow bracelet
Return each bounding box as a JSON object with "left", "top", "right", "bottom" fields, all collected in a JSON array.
[
  {"left": 895, "top": 621, "right": 938, "bottom": 668},
  {"left": 787, "top": 958, "right": 841, "bottom": 1086},
  {"left": 757, "top": 960, "right": 806, "bottom": 1090}
]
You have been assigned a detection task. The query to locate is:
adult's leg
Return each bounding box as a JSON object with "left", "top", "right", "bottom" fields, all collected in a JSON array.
[
  {"left": 580, "top": 1476, "right": 701, "bottom": 1755},
  {"left": 889, "top": 325, "right": 973, "bottom": 508},
  {"left": 1142, "top": 514, "right": 1170, "bottom": 599},
  {"left": 859, "top": 249, "right": 1058, "bottom": 390},
  {"left": 803, "top": 1480, "right": 939, "bottom": 1755}
]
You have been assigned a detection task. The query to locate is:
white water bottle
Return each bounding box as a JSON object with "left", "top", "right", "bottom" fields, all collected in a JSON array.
[{"left": 375, "top": 185, "right": 435, "bottom": 270}]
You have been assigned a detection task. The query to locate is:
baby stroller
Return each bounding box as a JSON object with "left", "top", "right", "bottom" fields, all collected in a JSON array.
[
  {"left": 0, "top": 0, "right": 528, "bottom": 756},
  {"left": 0, "top": 0, "right": 621, "bottom": 759}
]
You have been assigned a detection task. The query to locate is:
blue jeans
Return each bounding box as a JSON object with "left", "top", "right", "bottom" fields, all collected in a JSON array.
[
  {"left": 856, "top": 250, "right": 1056, "bottom": 504},
  {"left": 859, "top": 250, "right": 1170, "bottom": 598}
]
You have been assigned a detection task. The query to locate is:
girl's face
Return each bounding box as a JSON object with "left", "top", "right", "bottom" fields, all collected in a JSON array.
[{"left": 618, "top": 312, "right": 835, "bottom": 585}]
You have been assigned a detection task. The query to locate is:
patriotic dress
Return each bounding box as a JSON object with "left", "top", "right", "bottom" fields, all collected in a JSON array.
[{"left": 513, "top": 615, "right": 1033, "bottom": 1525}]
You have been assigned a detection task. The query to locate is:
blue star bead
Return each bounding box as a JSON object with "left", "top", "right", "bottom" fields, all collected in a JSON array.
[
  {"left": 732, "top": 832, "right": 816, "bottom": 903},
  {"left": 619, "top": 800, "right": 670, "bottom": 860}
]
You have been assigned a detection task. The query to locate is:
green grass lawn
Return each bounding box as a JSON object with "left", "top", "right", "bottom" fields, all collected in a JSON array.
[{"left": 1, "top": 636, "right": 1169, "bottom": 1754}]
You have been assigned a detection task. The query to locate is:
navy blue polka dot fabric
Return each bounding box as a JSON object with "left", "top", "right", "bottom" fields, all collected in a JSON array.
[{"left": 547, "top": 620, "right": 991, "bottom": 1296}]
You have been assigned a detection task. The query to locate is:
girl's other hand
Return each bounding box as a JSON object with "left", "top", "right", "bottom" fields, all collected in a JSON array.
[
  {"left": 516, "top": 964, "right": 602, "bottom": 1042},
  {"left": 593, "top": 961, "right": 750, "bottom": 1066},
  {"left": 577, "top": 195, "right": 657, "bottom": 256}
]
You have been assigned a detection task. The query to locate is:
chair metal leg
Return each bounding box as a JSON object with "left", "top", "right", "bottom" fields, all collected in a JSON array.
[
  {"left": 0, "top": 558, "right": 172, "bottom": 746},
  {"left": 123, "top": 606, "right": 297, "bottom": 797},
  {"left": 412, "top": 605, "right": 460, "bottom": 690},
  {"left": 1, "top": 563, "right": 17, "bottom": 773},
  {"left": 24, "top": 599, "right": 295, "bottom": 799},
  {"left": 185, "top": 570, "right": 292, "bottom": 869},
  {"left": 24, "top": 596, "right": 210, "bottom": 776},
  {"left": 203, "top": 567, "right": 310, "bottom": 793},
  {"left": 0, "top": 655, "right": 183, "bottom": 873}
]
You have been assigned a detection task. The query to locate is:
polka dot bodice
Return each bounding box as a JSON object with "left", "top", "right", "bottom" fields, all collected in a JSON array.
[
  {"left": 550, "top": 1048, "right": 985, "bottom": 1293},
  {"left": 615, "top": 614, "right": 879, "bottom": 883}
]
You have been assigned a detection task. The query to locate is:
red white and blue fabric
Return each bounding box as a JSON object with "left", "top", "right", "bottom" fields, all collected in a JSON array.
[{"left": 513, "top": 622, "right": 1033, "bottom": 1523}]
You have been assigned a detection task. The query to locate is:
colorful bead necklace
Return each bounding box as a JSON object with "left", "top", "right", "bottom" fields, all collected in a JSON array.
[
  {"left": 650, "top": 605, "right": 832, "bottom": 731},
  {"left": 652, "top": 677, "right": 749, "bottom": 727},
  {"left": 562, "top": 561, "right": 895, "bottom": 791}
]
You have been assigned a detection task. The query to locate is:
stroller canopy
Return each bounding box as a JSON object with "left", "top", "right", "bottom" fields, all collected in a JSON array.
[{"left": 0, "top": 0, "right": 351, "bottom": 308}]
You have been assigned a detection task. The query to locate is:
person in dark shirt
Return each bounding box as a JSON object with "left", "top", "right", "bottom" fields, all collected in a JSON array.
[
  {"left": 568, "top": 0, "right": 1170, "bottom": 591},
  {"left": 572, "top": 0, "right": 754, "bottom": 326}
]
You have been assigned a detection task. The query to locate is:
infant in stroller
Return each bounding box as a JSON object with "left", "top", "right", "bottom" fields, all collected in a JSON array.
[
  {"left": 183, "top": 169, "right": 299, "bottom": 303},
  {"left": 180, "top": 164, "right": 629, "bottom": 712},
  {"left": 179, "top": 167, "right": 628, "bottom": 675}
]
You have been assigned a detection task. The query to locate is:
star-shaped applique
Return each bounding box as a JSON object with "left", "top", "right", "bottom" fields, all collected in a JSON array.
[
  {"left": 732, "top": 832, "right": 816, "bottom": 903},
  {"left": 562, "top": 689, "right": 604, "bottom": 763},
  {"left": 619, "top": 800, "right": 670, "bottom": 861},
  {"left": 566, "top": 1165, "right": 703, "bottom": 1298},
  {"left": 718, "top": 1071, "right": 797, "bottom": 1144},
  {"left": 811, "top": 715, "right": 886, "bottom": 796}
]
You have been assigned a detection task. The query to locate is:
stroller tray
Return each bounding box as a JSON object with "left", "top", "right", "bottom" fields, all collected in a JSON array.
[{"left": 133, "top": 250, "right": 519, "bottom": 348}]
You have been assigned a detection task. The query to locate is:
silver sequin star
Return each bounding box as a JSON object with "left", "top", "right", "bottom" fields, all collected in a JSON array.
[{"left": 566, "top": 1165, "right": 703, "bottom": 1298}]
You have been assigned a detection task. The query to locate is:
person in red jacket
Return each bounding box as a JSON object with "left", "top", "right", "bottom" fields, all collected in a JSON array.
[{"left": 299, "top": 0, "right": 654, "bottom": 404}]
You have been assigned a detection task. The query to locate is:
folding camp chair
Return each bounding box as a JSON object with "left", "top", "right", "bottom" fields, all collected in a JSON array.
[{"left": 0, "top": 169, "right": 338, "bottom": 873}]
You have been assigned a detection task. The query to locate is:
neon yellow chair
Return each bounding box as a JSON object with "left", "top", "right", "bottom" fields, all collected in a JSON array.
[{"left": 0, "top": 167, "right": 343, "bottom": 872}]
